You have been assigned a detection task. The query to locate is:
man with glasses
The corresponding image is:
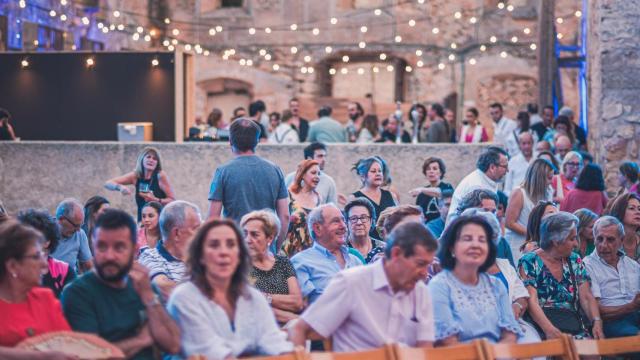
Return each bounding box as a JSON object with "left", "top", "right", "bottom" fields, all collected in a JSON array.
[
  {"left": 291, "top": 204, "right": 361, "bottom": 305},
  {"left": 344, "top": 198, "right": 385, "bottom": 264},
  {"left": 448, "top": 146, "right": 509, "bottom": 220},
  {"left": 51, "top": 198, "right": 92, "bottom": 272}
]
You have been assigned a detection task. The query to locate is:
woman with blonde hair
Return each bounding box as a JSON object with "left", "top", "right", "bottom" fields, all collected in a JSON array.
[
  {"left": 505, "top": 159, "right": 555, "bottom": 261},
  {"left": 241, "top": 210, "right": 303, "bottom": 324},
  {"left": 283, "top": 159, "right": 322, "bottom": 256},
  {"left": 105, "top": 147, "right": 175, "bottom": 221}
]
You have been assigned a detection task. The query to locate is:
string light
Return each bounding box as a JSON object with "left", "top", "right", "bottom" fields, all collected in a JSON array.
[
  {"left": 523, "top": 27, "right": 531, "bottom": 34},
  {"left": 450, "top": 42, "right": 457, "bottom": 49},
  {"left": 109, "top": 24, "right": 115, "bottom": 30},
  {"left": 132, "top": 33, "right": 140, "bottom": 40},
  {"left": 312, "top": 28, "right": 320, "bottom": 35},
  {"left": 530, "top": 43, "right": 537, "bottom": 50},
  {"left": 184, "top": 44, "right": 191, "bottom": 51},
  {"left": 168, "top": 45, "right": 175, "bottom": 51},
  {"left": 373, "top": 66, "right": 379, "bottom": 73},
  {"left": 265, "top": 27, "right": 272, "bottom": 33},
  {"left": 171, "top": 39, "right": 178, "bottom": 45},
  {"left": 408, "top": 19, "right": 416, "bottom": 27},
  {"left": 490, "top": 36, "right": 497, "bottom": 43},
  {"left": 264, "top": 54, "right": 272, "bottom": 60},
  {"left": 304, "top": 55, "right": 311, "bottom": 62},
  {"left": 144, "top": 35, "right": 151, "bottom": 42},
  {"left": 151, "top": 58, "right": 159, "bottom": 66},
  {"left": 556, "top": 17, "right": 564, "bottom": 24},
  {"left": 394, "top": 35, "right": 402, "bottom": 42},
  {"left": 448, "top": 54, "right": 455, "bottom": 61},
  {"left": 239, "top": 59, "right": 246, "bottom": 66},
  {"left": 417, "top": 60, "right": 424, "bottom": 67},
  {"left": 341, "top": 68, "right": 348, "bottom": 74},
  {"left": 81, "top": 17, "right": 90, "bottom": 25},
  {"left": 21, "top": 59, "right": 29, "bottom": 68},
  {"left": 507, "top": 4, "right": 514, "bottom": 11},
  {"left": 500, "top": 51, "right": 508, "bottom": 58},
  {"left": 113, "top": 10, "right": 120, "bottom": 18},
  {"left": 357, "top": 68, "right": 365, "bottom": 75},
  {"left": 358, "top": 41, "right": 366, "bottom": 48},
  {"left": 215, "top": 26, "right": 223, "bottom": 32},
  {"left": 117, "top": 24, "right": 125, "bottom": 31},
  {"left": 405, "top": 65, "right": 412, "bottom": 72},
  {"left": 511, "top": 36, "right": 518, "bottom": 43},
  {"left": 480, "top": 44, "right": 487, "bottom": 51},
  {"left": 374, "top": 9, "right": 382, "bottom": 16},
  {"left": 329, "top": 68, "right": 336, "bottom": 75},
  {"left": 86, "top": 57, "right": 95, "bottom": 67},
  {"left": 360, "top": 26, "right": 368, "bottom": 33},
  {"left": 290, "top": 46, "right": 298, "bottom": 54},
  {"left": 259, "top": 49, "right": 266, "bottom": 56},
  {"left": 248, "top": 27, "right": 256, "bottom": 35},
  {"left": 575, "top": 10, "right": 582, "bottom": 17},
  {"left": 204, "top": 50, "right": 210, "bottom": 56},
  {"left": 330, "top": 17, "right": 338, "bottom": 24},
  {"left": 60, "top": 14, "right": 67, "bottom": 21},
  {"left": 301, "top": 67, "right": 308, "bottom": 74},
  {"left": 97, "top": 22, "right": 104, "bottom": 29},
  {"left": 18, "top": 0, "right": 26, "bottom": 8},
  {"left": 162, "top": 39, "right": 170, "bottom": 46},
  {"left": 164, "top": 18, "right": 171, "bottom": 24},
  {"left": 469, "top": 17, "right": 477, "bottom": 24},
  {"left": 432, "top": 27, "right": 439, "bottom": 34},
  {"left": 101, "top": 27, "right": 108, "bottom": 33},
  {"left": 379, "top": 53, "right": 387, "bottom": 60},
  {"left": 415, "top": 49, "right": 422, "bottom": 56},
  {"left": 307, "top": 67, "right": 314, "bottom": 74},
  {"left": 342, "top": 55, "right": 349, "bottom": 62},
  {"left": 325, "top": 46, "right": 332, "bottom": 53},
  {"left": 469, "top": 58, "right": 476, "bottom": 65},
  {"left": 386, "top": 65, "right": 394, "bottom": 72},
  {"left": 49, "top": 10, "right": 56, "bottom": 17},
  {"left": 60, "top": 0, "right": 67, "bottom": 5},
  {"left": 454, "top": 11, "right": 462, "bottom": 19},
  {"left": 246, "top": 59, "right": 253, "bottom": 66},
  {"left": 272, "top": 64, "right": 280, "bottom": 71},
  {"left": 290, "top": 24, "right": 297, "bottom": 31},
  {"left": 497, "top": 2, "right": 505, "bottom": 9},
  {"left": 557, "top": 33, "right": 564, "bottom": 39},
  {"left": 209, "top": 28, "right": 216, "bottom": 36},
  {"left": 172, "top": 29, "right": 179, "bottom": 36},
  {"left": 438, "top": 63, "right": 445, "bottom": 70},
  {"left": 136, "top": 26, "right": 144, "bottom": 33}
]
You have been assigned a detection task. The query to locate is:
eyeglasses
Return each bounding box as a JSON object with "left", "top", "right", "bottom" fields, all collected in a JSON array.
[
  {"left": 348, "top": 215, "right": 371, "bottom": 224},
  {"left": 62, "top": 215, "right": 82, "bottom": 229},
  {"left": 496, "top": 163, "right": 509, "bottom": 170},
  {"left": 565, "top": 162, "right": 580, "bottom": 167}
]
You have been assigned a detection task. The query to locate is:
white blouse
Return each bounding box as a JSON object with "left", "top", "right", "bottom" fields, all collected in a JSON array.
[{"left": 167, "top": 281, "right": 293, "bottom": 359}]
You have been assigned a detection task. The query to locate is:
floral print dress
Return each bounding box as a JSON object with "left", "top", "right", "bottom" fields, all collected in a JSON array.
[
  {"left": 518, "top": 251, "right": 591, "bottom": 339},
  {"left": 283, "top": 191, "right": 319, "bottom": 257}
]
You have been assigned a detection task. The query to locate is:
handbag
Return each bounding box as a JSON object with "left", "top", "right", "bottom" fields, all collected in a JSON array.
[{"left": 525, "top": 257, "right": 587, "bottom": 338}]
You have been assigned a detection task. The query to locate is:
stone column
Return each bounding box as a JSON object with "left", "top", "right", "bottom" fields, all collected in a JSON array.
[{"left": 588, "top": 0, "right": 640, "bottom": 192}]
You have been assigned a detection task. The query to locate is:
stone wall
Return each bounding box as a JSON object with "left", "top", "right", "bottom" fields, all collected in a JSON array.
[
  {"left": 588, "top": 0, "right": 640, "bottom": 190},
  {"left": 0, "top": 142, "right": 488, "bottom": 217}
]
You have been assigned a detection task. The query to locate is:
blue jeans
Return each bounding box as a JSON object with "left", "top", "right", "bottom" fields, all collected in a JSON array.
[{"left": 603, "top": 311, "right": 640, "bottom": 338}]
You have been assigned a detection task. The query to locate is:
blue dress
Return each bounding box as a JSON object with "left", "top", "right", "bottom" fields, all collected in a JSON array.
[{"left": 428, "top": 270, "right": 523, "bottom": 343}]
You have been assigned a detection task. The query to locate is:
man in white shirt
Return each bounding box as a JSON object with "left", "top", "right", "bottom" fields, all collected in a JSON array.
[
  {"left": 448, "top": 146, "right": 509, "bottom": 219},
  {"left": 584, "top": 216, "right": 640, "bottom": 338},
  {"left": 489, "top": 102, "right": 519, "bottom": 156},
  {"left": 289, "top": 221, "right": 437, "bottom": 352},
  {"left": 285, "top": 142, "right": 338, "bottom": 204},
  {"left": 504, "top": 132, "right": 535, "bottom": 195}
]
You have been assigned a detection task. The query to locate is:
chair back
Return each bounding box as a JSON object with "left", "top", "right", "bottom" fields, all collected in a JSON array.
[
  {"left": 393, "top": 340, "right": 487, "bottom": 360},
  {"left": 573, "top": 334, "right": 640, "bottom": 357},
  {"left": 306, "top": 344, "right": 395, "bottom": 360},
  {"left": 484, "top": 334, "right": 576, "bottom": 360}
]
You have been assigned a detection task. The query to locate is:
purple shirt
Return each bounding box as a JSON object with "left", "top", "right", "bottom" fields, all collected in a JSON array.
[{"left": 301, "top": 260, "right": 435, "bottom": 352}]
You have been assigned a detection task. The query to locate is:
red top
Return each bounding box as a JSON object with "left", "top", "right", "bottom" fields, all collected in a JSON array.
[
  {"left": 0, "top": 287, "right": 71, "bottom": 346},
  {"left": 560, "top": 189, "right": 609, "bottom": 215},
  {"left": 552, "top": 174, "right": 575, "bottom": 199}
]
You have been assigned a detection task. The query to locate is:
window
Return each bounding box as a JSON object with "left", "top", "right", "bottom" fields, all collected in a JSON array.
[{"left": 221, "top": 0, "right": 243, "bottom": 7}]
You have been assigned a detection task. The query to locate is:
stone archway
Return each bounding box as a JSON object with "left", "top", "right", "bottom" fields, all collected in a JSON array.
[{"left": 197, "top": 78, "right": 254, "bottom": 125}]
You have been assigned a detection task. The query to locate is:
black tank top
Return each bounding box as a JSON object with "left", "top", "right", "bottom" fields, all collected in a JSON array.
[
  {"left": 352, "top": 189, "right": 396, "bottom": 240},
  {"left": 135, "top": 171, "right": 166, "bottom": 221}
]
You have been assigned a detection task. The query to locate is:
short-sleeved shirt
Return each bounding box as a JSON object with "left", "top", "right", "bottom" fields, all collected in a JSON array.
[
  {"left": 208, "top": 155, "right": 288, "bottom": 223},
  {"left": 0, "top": 287, "right": 71, "bottom": 346},
  {"left": 291, "top": 242, "right": 362, "bottom": 304},
  {"left": 43, "top": 257, "right": 77, "bottom": 298},
  {"left": 138, "top": 240, "right": 186, "bottom": 283},
  {"left": 302, "top": 260, "right": 435, "bottom": 352},
  {"left": 584, "top": 251, "right": 640, "bottom": 307},
  {"left": 415, "top": 182, "right": 454, "bottom": 222},
  {"left": 250, "top": 255, "right": 297, "bottom": 295},
  {"left": 50, "top": 229, "right": 92, "bottom": 270},
  {"left": 428, "top": 270, "right": 522, "bottom": 343},
  {"left": 307, "top": 117, "right": 347, "bottom": 143},
  {"left": 61, "top": 272, "right": 152, "bottom": 360}
]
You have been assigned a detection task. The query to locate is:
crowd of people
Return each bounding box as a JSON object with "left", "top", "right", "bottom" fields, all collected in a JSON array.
[{"left": 1, "top": 99, "right": 639, "bottom": 360}]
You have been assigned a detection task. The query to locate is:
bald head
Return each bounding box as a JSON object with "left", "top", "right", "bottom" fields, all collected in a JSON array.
[
  {"left": 536, "top": 140, "right": 551, "bottom": 153},
  {"left": 518, "top": 132, "right": 534, "bottom": 158},
  {"left": 555, "top": 135, "right": 572, "bottom": 160}
]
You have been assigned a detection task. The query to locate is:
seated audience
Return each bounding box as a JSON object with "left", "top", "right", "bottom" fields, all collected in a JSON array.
[
  {"left": 552, "top": 151, "right": 583, "bottom": 203},
  {"left": 410, "top": 157, "right": 454, "bottom": 222},
  {"left": 138, "top": 201, "right": 202, "bottom": 300},
  {"left": 429, "top": 215, "right": 522, "bottom": 344},
  {"left": 0, "top": 221, "right": 72, "bottom": 353},
  {"left": 379, "top": 205, "right": 424, "bottom": 240},
  {"left": 241, "top": 210, "right": 303, "bottom": 324},
  {"left": 291, "top": 204, "right": 361, "bottom": 304},
  {"left": 17, "top": 209, "right": 76, "bottom": 297},
  {"left": 584, "top": 216, "right": 640, "bottom": 338},
  {"left": 521, "top": 201, "right": 558, "bottom": 253},
  {"left": 137, "top": 201, "right": 162, "bottom": 254},
  {"left": 344, "top": 198, "right": 385, "bottom": 264},
  {"left": 459, "top": 107, "right": 488, "bottom": 143},
  {"left": 448, "top": 146, "right": 509, "bottom": 219},
  {"left": 452, "top": 189, "right": 515, "bottom": 267},
  {"left": 81, "top": 196, "right": 110, "bottom": 250},
  {"left": 426, "top": 190, "right": 453, "bottom": 239},
  {"left": 51, "top": 198, "right": 93, "bottom": 273},
  {"left": 573, "top": 209, "right": 598, "bottom": 258},
  {"left": 61, "top": 209, "right": 180, "bottom": 359},
  {"left": 618, "top": 161, "right": 640, "bottom": 196},
  {"left": 290, "top": 222, "right": 437, "bottom": 351},
  {"left": 518, "top": 212, "right": 603, "bottom": 339},
  {"left": 461, "top": 208, "right": 541, "bottom": 344},
  {"left": 505, "top": 159, "right": 554, "bottom": 261},
  {"left": 351, "top": 157, "right": 398, "bottom": 239},
  {"left": 606, "top": 193, "right": 640, "bottom": 261},
  {"left": 284, "top": 160, "right": 322, "bottom": 256},
  {"left": 168, "top": 219, "right": 293, "bottom": 359},
  {"left": 561, "top": 163, "right": 608, "bottom": 215}
]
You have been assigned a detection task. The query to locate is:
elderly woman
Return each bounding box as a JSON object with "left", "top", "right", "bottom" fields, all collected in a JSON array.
[
  {"left": 105, "top": 146, "right": 176, "bottom": 221},
  {"left": 552, "top": 151, "right": 583, "bottom": 203},
  {"left": 518, "top": 212, "right": 603, "bottom": 340},
  {"left": 284, "top": 159, "right": 322, "bottom": 256},
  {"left": 168, "top": 219, "right": 293, "bottom": 359},
  {"left": 352, "top": 157, "right": 398, "bottom": 240},
  {"left": 409, "top": 157, "right": 454, "bottom": 222},
  {"left": 606, "top": 192, "right": 640, "bottom": 260},
  {"left": 0, "top": 220, "right": 74, "bottom": 358},
  {"left": 429, "top": 215, "right": 522, "bottom": 345},
  {"left": 561, "top": 164, "right": 608, "bottom": 215},
  {"left": 344, "top": 198, "right": 385, "bottom": 264},
  {"left": 460, "top": 208, "right": 541, "bottom": 345},
  {"left": 241, "top": 210, "right": 303, "bottom": 324},
  {"left": 505, "top": 159, "right": 555, "bottom": 261},
  {"left": 573, "top": 209, "right": 598, "bottom": 258},
  {"left": 137, "top": 201, "right": 162, "bottom": 254},
  {"left": 16, "top": 209, "right": 76, "bottom": 298}
]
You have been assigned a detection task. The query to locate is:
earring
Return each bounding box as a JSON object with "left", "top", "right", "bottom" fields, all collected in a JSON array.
[
  {"left": 451, "top": 254, "right": 456, "bottom": 258},
  {"left": 11, "top": 273, "right": 17, "bottom": 278}
]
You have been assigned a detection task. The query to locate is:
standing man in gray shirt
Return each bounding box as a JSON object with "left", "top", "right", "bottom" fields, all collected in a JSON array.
[
  {"left": 308, "top": 106, "right": 347, "bottom": 143},
  {"left": 425, "top": 103, "right": 450, "bottom": 143},
  {"left": 207, "top": 118, "right": 289, "bottom": 250}
]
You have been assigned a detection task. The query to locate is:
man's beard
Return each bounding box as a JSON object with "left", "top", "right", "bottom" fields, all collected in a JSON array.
[
  {"left": 349, "top": 113, "right": 359, "bottom": 121},
  {"left": 96, "top": 256, "right": 133, "bottom": 282}
]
